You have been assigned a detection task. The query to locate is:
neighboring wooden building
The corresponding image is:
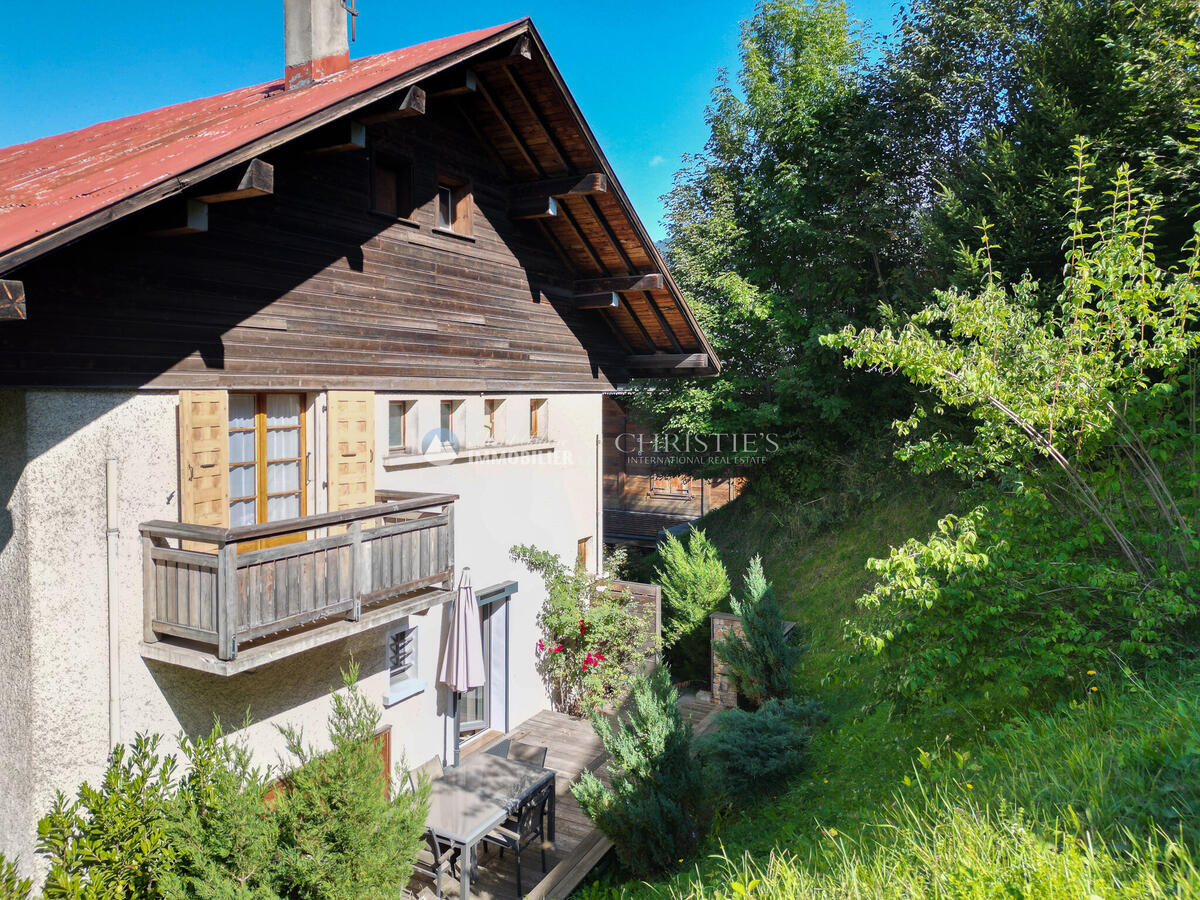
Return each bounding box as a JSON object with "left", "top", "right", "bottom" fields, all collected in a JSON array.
[
  {"left": 0, "top": 8, "right": 717, "bottom": 878},
  {"left": 603, "top": 396, "right": 743, "bottom": 546}
]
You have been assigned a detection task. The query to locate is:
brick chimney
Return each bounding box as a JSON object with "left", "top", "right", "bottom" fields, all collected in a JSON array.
[{"left": 284, "top": 0, "right": 350, "bottom": 90}]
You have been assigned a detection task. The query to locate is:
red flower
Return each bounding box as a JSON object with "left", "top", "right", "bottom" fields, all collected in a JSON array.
[
  {"left": 579, "top": 618, "right": 588, "bottom": 636},
  {"left": 551, "top": 643, "right": 564, "bottom": 653},
  {"left": 537, "top": 639, "right": 545, "bottom": 651},
  {"left": 595, "top": 653, "right": 605, "bottom": 662}
]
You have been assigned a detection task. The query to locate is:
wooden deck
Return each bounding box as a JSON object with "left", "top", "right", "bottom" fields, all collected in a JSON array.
[{"left": 414, "top": 695, "right": 722, "bottom": 899}]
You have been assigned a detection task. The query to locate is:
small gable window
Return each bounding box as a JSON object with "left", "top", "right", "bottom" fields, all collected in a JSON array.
[
  {"left": 435, "top": 176, "right": 472, "bottom": 236},
  {"left": 371, "top": 154, "right": 413, "bottom": 220}
]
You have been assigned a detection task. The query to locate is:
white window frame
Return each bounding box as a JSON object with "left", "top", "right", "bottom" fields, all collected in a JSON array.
[
  {"left": 529, "top": 397, "right": 549, "bottom": 441},
  {"left": 384, "top": 622, "right": 424, "bottom": 705},
  {"left": 387, "top": 399, "right": 417, "bottom": 454}
]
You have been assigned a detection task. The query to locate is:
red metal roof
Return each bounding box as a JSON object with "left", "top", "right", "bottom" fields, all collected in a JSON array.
[{"left": 0, "top": 21, "right": 520, "bottom": 263}]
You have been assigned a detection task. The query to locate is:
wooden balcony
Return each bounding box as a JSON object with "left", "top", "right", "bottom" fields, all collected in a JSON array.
[{"left": 139, "top": 491, "right": 457, "bottom": 674}]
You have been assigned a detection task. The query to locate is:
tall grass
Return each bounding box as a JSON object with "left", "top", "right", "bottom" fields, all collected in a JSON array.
[
  {"left": 670, "top": 802, "right": 1200, "bottom": 899},
  {"left": 577, "top": 479, "right": 1200, "bottom": 900}
]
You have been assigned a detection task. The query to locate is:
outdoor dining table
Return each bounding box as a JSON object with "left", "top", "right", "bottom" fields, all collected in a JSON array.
[{"left": 425, "top": 752, "right": 557, "bottom": 898}]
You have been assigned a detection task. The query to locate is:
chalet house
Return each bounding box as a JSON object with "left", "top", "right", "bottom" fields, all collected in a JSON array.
[{"left": 0, "top": 4, "right": 717, "bottom": 874}]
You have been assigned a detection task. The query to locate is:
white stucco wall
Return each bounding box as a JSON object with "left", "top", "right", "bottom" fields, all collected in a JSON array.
[{"left": 0, "top": 388, "right": 601, "bottom": 878}]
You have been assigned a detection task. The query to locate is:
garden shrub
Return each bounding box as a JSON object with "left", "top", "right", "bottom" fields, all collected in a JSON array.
[
  {"left": 38, "top": 733, "right": 179, "bottom": 899},
  {"left": 696, "top": 698, "right": 827, "bottom": 802},
  {"left": 656, "top": 528, "right": 730, "bottom": 684},
  {"left": 713, "top": 556, "right": 802, "bottom": 706},
  {"left": 270, "top": 664, "right": 428, "bottom": 900},
  {"left": 161, "top": 723, "right": 278, "bottom": 899},
  {"left": 512, "top": 544, "right": 655, "bottom": 715},
  {"left": 572, "top": 667, "right": 711, "bottom": 877},
  {"left": 825, "top": 157, "right": 1200, "bottom": 703},
  {"left": 0, "top": 855, "right": 31, "bottom": 900}
]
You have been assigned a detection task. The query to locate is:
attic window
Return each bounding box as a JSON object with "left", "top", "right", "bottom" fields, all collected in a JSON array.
[
  {"left": 371, "top": 154, "right": 413, "bottom": 220},
  {"left": 435, "top": 176, "right": 472, "bottom": 236}
]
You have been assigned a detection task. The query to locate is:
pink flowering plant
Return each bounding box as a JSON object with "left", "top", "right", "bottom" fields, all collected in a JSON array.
[{"left": 511, "top": 544, "right": 656, "bottom": 716}]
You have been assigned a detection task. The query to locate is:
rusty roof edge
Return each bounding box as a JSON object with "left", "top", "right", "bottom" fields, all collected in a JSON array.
[
  {"left": 0, "top": 20, "right": 531, "bottom": 278},
  {"left": 522, "top": 23, "right": 721, "bottom": 377}
]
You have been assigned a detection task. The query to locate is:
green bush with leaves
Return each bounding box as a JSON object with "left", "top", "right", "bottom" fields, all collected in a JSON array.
[
  {"left": 714, "top": 556, "right": 803, "bottom": 707},
  {"left": 0, "top": 854, "right": 32, "bottom": 900},
  {"left": 270, "top": 664, "right": 428, "bottom": 900},
  {"left": 38, "top": 733, "right": 179, "bottom": 899},
  {"left": 572, "top": 667, "right": 711, "bottom": 877},
  {"left": 656, "top": 527, "right": 730, "bottom": 684},
  {"left": 823, "top": 155, "right": 1200, "bottom": 702},
  {"left": 697, "top": 698, "right": 828, "bottom": 802},
  {"left": 161, "top": 723, "right": 278, "bottom": 900},
  {"left": 512, "top": 544, "right": 655, "bottom": 716}
]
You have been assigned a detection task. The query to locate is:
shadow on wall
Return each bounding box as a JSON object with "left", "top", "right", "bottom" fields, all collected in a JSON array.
[
  {"left": 0, "top": 390, "right": 134, "bottom": 559},
  {"left": 145, "top": 625, "right": 391, "bottom": 743}
]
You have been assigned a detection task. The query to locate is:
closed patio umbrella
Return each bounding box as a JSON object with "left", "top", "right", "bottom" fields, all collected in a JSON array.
[{"left": 439, "top": 567, "right": 486, "bottom": 766}]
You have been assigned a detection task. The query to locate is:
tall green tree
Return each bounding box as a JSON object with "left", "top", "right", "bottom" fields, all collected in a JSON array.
[{"left": 629, "top": 0, "right": 911, "bottom": 491}]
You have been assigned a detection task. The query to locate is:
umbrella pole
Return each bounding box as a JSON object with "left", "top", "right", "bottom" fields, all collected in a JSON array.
[{"left": 452, "top": 691, "right": 461, "bottom": 767}]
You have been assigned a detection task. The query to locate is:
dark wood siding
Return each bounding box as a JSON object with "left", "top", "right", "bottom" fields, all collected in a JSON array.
[
  {"left": 0, "top": 101, "right": 629, "bottom": 391},
  {"left": 602, "top": 397, "right": 743, "bottom": 543}
]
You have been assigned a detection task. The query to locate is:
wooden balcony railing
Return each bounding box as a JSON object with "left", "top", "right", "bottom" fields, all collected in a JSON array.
[{"left": 140, "top": 492, "right": 457, "bottom": 661}]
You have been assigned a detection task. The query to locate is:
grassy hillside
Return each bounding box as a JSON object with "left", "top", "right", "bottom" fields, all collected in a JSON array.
[{"left": 581, "top": 473, "right": 1200, "bottom": 899}]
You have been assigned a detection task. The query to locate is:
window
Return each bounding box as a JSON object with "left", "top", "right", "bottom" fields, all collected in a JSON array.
[
  {"left": 371, "top": 155, "right": 413, "bottom": 219},
  {"left": 439, "top": 399, "right": 462, "bottom": 449},
  {"left": 650, "top": 473, "right": 693, "bottom": 499},
  {"left": 388, "top": 400, "right": 415, "bottom": 453},
  {"left": 228, "top": 393, "right": 306, "bottom": 534},
  {"left": 483, "top": 398, "right": 504, "bottom": 445},
  {"left": 577, "top": 537, "right": 591, "bottom": 570},
  {"left": 529, "top": 398, "right": 548, "bottom": 441},
  {"left": 435, "top": 176, "right": 472, "bottom": 235},
  {"left": 388, "top": 625, "right": 417, "bottom": 689}
]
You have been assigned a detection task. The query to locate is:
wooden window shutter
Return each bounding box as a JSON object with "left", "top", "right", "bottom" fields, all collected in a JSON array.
[
  {"left": 178, "top": 390, "right": 230, "bottom": 543},
  {"left": 327, "top": 391, "right": 375, "bottom": 516}
]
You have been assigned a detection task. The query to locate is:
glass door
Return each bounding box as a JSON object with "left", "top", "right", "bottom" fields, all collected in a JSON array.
[
  {"left": 229, "top": 393, "right": 307, "bottom": 551},
  {"left": 459, "top": 602, "right": 492, "bottom": 738}
]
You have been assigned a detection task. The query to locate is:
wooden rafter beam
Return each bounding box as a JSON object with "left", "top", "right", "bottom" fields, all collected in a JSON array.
[
  {"left": 535, "top": 220, "right": 576, "bottom": 273},
  {"left": 431, "top": 70, "right": 478, "bottom": 98},
  {"left": 513, "top": 173, "right": 607, "bottom": 200},
  {"left": 358, "top": 86, "right": 426, "bottom": 124},
  {"left": 555, "top": 202, "right": 610, "bottom": 276},
  {"left": 194, "top": 158, "right": 274, "bottom": 203},
  {"left": 473, "top": 35, "right": 533, "bottom": 70},
  {"left": 473, "top": 72, "right": 545, "bottom": 177},
  {"left": 640, "top": 290, "right": 684, "bottom": 353},
  {"left": 501, "top": 66, "right": 572, "bottom": 173},
  {"left": 576, "top": 273, "right": 663, "bottom": 293},
  {"left": 626, "top": 353, "right": 711, "bottom": 371},
  {"left": 307, "top": 121, "right": 367, "bottom": 154},
  {"left": 583, "top": 193, "right": 637, "bottom": 274},
  {"left": 573, "top": 292, "right": 620, "bottom": 309},
  {"left": 511, "top": 196, "right": 558, "bottom": 220},
  {"left": 147, "top": 200, "right": 209, "bottom": 237},
  {"left": 599, "top": 310, "right": 635, "bottom": 355},
  {"left": 0, "top": 280, "right": 26, "bottom": 320}
]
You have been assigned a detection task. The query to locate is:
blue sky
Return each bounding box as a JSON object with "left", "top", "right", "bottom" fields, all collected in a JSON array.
[{"left": 0, "top": 0, "right": 897, "bottom": 241}]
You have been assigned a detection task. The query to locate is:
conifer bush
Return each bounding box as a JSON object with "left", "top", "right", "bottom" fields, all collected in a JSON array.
[
  {"left": 714, "top": 556, "right": 803, "bottom": 706},
  {"left": 655, "top": 528, "right": 731, "bottom": 683},
  {"left": 162, "top": 724, "right": 278, "bottom": 899},
  {"left": 572, "top": 667, "right": 711, "bottom": 877},
  {"left": 696, "top": 698, "right": 827, "bottom": 802},
  {"left": 270, "top": 664, "right": 428, "bottom": 900}
]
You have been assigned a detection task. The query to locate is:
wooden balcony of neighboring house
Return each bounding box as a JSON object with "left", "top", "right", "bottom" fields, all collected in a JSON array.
[{"left": 138, "top": 490, "right": 458, "bottom": 675}]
